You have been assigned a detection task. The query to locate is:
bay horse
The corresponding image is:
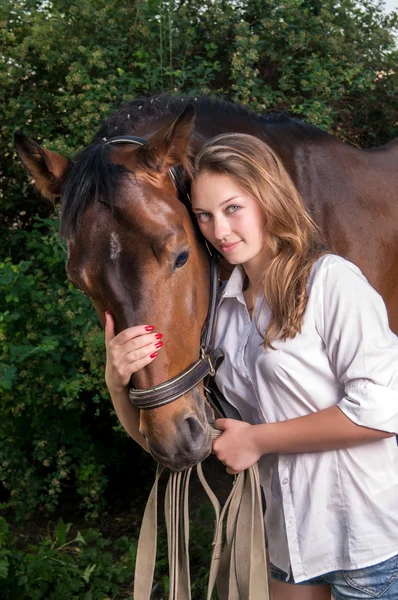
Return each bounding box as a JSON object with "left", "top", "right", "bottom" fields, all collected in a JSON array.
[{"left": 14, "top": 94, "right": 398, "bottom": 471}]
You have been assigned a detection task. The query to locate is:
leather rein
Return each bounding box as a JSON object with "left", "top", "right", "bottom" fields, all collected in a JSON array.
[{"left": 105, "top": 135, "right": 224, "bottom": 410}]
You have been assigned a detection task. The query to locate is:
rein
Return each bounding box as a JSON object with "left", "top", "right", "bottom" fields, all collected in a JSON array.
[
  {"left": 133, "top": 428, "right": 271, "bottom": 600},
  {"left": 106, "top": 135, "right": 224, "bottom": 409}
]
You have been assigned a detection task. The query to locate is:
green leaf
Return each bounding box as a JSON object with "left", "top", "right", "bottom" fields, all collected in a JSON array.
[
  {"left": 82, "top": 563, "right": 96, "bottom": 583},
  {"left": 74, "top": 531, "right": 87, "bottom": 546},
  {"left": 55, "top": 518, "right": 70, "bottom": 546},
  {"left": 0, "top": 558, "right": 9, "bottom": 579}
]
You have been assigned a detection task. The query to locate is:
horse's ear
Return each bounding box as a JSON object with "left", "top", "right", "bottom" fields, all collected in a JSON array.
[
  {"left": 14, "top": 132, "right": 71, "bottom": 199},
  {"left": 136, "top": 103, "right": 196, "bottom": 173}
]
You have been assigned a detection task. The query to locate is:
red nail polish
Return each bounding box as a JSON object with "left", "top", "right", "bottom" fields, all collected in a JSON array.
[
  {"left": 150, "top": 351, "right": 158, "bottom": 358},
  {"left": 154, "top": 341, "right": 163, "bottom": 349},
  {"left": 155, "top": 333, "right": 163, "bottom": 340},
  {"left": 145, "top": 325, "right": 154, "bottom": 332}
]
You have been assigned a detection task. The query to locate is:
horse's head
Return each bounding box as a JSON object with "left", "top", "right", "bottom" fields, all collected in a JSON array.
[{"left": 15, "top": 106, "right": 214, "bottom": 470}]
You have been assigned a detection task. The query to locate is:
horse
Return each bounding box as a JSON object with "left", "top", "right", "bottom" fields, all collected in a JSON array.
[{"left": 14, "top": 94, "right": 398, "bottom": 472}]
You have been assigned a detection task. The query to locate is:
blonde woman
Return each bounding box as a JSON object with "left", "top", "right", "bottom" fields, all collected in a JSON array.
[{"left": 105, "top": 133, "right": 398, "bottom": 599}]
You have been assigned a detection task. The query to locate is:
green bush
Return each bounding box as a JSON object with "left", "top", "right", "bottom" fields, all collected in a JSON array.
[
  {"left": 0, "top": 501, "right": 217, "bottom": 599},
  {"left": 236, "top": 0, "right": 398, "bottom": 142},
  {"left": 0, "top": 516, "right": 136, "bottom": 599}
]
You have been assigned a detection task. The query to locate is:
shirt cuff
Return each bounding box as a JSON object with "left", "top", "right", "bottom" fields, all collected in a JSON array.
[{"left": 337, "top": 379, "right": 398, "bottom": 434}]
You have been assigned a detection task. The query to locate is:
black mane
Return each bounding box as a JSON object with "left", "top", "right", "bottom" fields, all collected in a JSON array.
[
  {"left": 60, "top": 93, "right": 319, "bottom": 240},
  {"left": 93, "top": 93, "right": 303, "bottom": 142}
]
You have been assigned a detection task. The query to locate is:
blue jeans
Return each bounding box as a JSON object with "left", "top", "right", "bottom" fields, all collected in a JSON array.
[{"left": 271, "top": 555, "right": 398, "bottom": 599}]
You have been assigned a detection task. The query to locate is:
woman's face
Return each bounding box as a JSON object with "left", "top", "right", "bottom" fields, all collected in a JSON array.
[{"left": 191, "top": 172, "right": 268, "bottom": 271}]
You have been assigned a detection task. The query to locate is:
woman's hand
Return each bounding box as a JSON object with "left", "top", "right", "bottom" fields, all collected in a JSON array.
[
  {"left": 105, "top": 312, "right": 163, "bottom": 393},
  {"left": 212, "top": 418, "right": 261, "bottom": 475}
]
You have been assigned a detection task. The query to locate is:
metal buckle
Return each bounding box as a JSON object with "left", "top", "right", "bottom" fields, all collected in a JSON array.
[
  {"left": 207, "top": 354, "right": 216, "bottom": 377},
  {"left": 200, "top": 348, "right": 216, "bottom": 376}
]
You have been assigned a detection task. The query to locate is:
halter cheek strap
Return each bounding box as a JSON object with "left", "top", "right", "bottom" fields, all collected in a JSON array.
[{"left": 105, "top": 134, "right": 224, "bottom": 410}]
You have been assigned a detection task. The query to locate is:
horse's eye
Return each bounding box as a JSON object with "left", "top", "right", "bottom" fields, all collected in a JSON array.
[{"left": 175, "top": 251, "right": 189, "bottom": 269}]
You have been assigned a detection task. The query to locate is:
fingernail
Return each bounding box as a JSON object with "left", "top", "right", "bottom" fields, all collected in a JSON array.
[
  {"left": 105, "top": 311, "right": 110, "bottom": 317},
  {"left": 154, "top": 341, "right": 163, "bottom": 349},
  {"left": 150, "top": 351, "right": 158, "bottom": 358},
  {"left": 145, "top": 325, "right": 154, "bottom": 332},
  {"left": 155, "top": 333, "right": 163, "bottom": 340}
]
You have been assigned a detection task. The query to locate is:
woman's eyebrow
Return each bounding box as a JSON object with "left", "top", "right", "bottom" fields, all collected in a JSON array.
[{"left": 192, "top": 196, "right": 240, "bottom": 212}]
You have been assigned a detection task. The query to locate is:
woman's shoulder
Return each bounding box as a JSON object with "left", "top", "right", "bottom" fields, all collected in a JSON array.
[
  {"left": 308, "top": 253, "right": 369, "bottom": 293},
  {"left": 308, "top": 253, "right": 387, "bottom": 324}
]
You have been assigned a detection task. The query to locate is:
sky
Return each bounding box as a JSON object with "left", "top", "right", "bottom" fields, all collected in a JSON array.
[{"left": 383, "top": 0, "right": 398, "bottom": 12}]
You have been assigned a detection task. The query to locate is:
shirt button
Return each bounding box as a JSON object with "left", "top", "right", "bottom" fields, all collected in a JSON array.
[{"left": 282, "top": 478, "right": 289, "bottom": 484}]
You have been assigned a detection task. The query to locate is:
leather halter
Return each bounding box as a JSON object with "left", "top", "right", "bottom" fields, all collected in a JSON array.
[{"left": 105, "top": 135, "right": 224, "bottom": 409}]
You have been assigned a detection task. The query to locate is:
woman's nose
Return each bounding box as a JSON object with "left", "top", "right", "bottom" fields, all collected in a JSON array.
[{"left": 213, "top": 216, "right": 230, "bottom": 240}]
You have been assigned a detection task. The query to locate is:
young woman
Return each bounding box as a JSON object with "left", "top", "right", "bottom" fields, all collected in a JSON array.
[{"left": 105, "top": 133, "right": 398, "bottom": 600}]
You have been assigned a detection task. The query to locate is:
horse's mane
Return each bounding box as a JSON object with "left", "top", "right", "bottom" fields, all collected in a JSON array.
[
  {"left": 92, "top": 93, "right": 304, "bottom": 141},
  {"left": 60, "top": 93, "right": 321, "bottom": 240}
]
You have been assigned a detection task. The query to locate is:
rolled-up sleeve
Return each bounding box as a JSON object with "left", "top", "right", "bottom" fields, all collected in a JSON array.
[{"left": 316, "top": 259, "right": 398, "bottom": 433}]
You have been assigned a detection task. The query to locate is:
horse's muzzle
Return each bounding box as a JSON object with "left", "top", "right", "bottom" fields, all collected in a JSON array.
[{"left": 148, "top": 416, "right": 213, "bottom": 471}]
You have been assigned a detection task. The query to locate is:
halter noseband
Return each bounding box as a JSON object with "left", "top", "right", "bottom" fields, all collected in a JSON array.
[{"left": 105, "top": 135, "right": 224, "bottom": 410}]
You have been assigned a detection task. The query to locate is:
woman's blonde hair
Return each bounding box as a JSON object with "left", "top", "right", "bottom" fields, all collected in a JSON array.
[{"left": 193, "top": 133, "right": 326, "bottom": 350}]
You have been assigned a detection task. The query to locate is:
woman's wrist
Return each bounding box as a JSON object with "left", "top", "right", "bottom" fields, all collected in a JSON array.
[
  {"left": 252, "top": 423, "right": 274, "bottom": 455},
  {"left": 109, "top": 388, "right": 149, "bottom": 452},
  {"left": 105, "top": 375, "right": 129, "bottom": 397}
]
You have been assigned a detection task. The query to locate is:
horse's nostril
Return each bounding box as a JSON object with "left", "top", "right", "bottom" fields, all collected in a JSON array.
[
  {"left": 177, "top": 415, "right": 206, "bottom": 451},
  {"left": 184, "top": 416, "right": 203, "bottom": 439}
]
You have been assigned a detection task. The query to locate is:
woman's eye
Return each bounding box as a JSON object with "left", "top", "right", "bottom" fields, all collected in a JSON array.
[
  {"left": 196, "top": 212, "right": 211, "bottom": 221},
  {"left": 226, "top": 205, "right": 240, "bottom": 214},
  {"left": 175, "top": 251, "right": 189, "bottom": 269}
]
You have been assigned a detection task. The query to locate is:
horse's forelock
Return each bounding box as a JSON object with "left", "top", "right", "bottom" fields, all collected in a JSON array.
[{"left": 60, "top": 142, "right": 130, "bottom": 240}]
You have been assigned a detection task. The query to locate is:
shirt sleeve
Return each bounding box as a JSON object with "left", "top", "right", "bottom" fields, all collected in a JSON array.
[{"left": 315, "top": 258, "right": 398, "bottom": 434}]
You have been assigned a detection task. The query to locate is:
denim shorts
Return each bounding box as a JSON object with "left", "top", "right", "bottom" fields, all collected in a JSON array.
[{"left": 270, "top": 554, "right": 398, "bottom": 600}]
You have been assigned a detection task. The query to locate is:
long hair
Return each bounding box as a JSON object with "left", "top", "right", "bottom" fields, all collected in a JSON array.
[{"left": 192, "top": 133, "right": 326, "bottom": 349}]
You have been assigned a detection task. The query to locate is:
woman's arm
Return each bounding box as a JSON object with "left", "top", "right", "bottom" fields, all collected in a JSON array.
[
  {"left": 213, "top": 408, "right": 395, "bottom": 474},
  {"left": 109, "top": 387, "right": 149, "bottom": 452},
  {"left": 252, "top": 405, "right": 395, "bottom": 455},
  {"left": 104, "top": 312, "right": 163, "bottom": 452}
]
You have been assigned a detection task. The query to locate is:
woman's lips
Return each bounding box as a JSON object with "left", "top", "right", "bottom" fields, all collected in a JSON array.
[{"left": 220, "top": 241, "right": 241, "bottom": 252}]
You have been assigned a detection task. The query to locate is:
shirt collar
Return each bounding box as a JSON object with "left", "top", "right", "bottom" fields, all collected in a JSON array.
[{"left": 220, "top": 265, "right": 246, "bottom": 301}]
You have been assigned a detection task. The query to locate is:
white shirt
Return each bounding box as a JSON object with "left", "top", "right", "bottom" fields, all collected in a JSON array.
[{"left": 213, "top": 254, "right": 398, "bottom": 582}]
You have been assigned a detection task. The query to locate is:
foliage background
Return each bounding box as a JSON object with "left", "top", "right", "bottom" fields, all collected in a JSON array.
[{"left": 0, "top": 0, "right": 397, "bottom": 597}]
